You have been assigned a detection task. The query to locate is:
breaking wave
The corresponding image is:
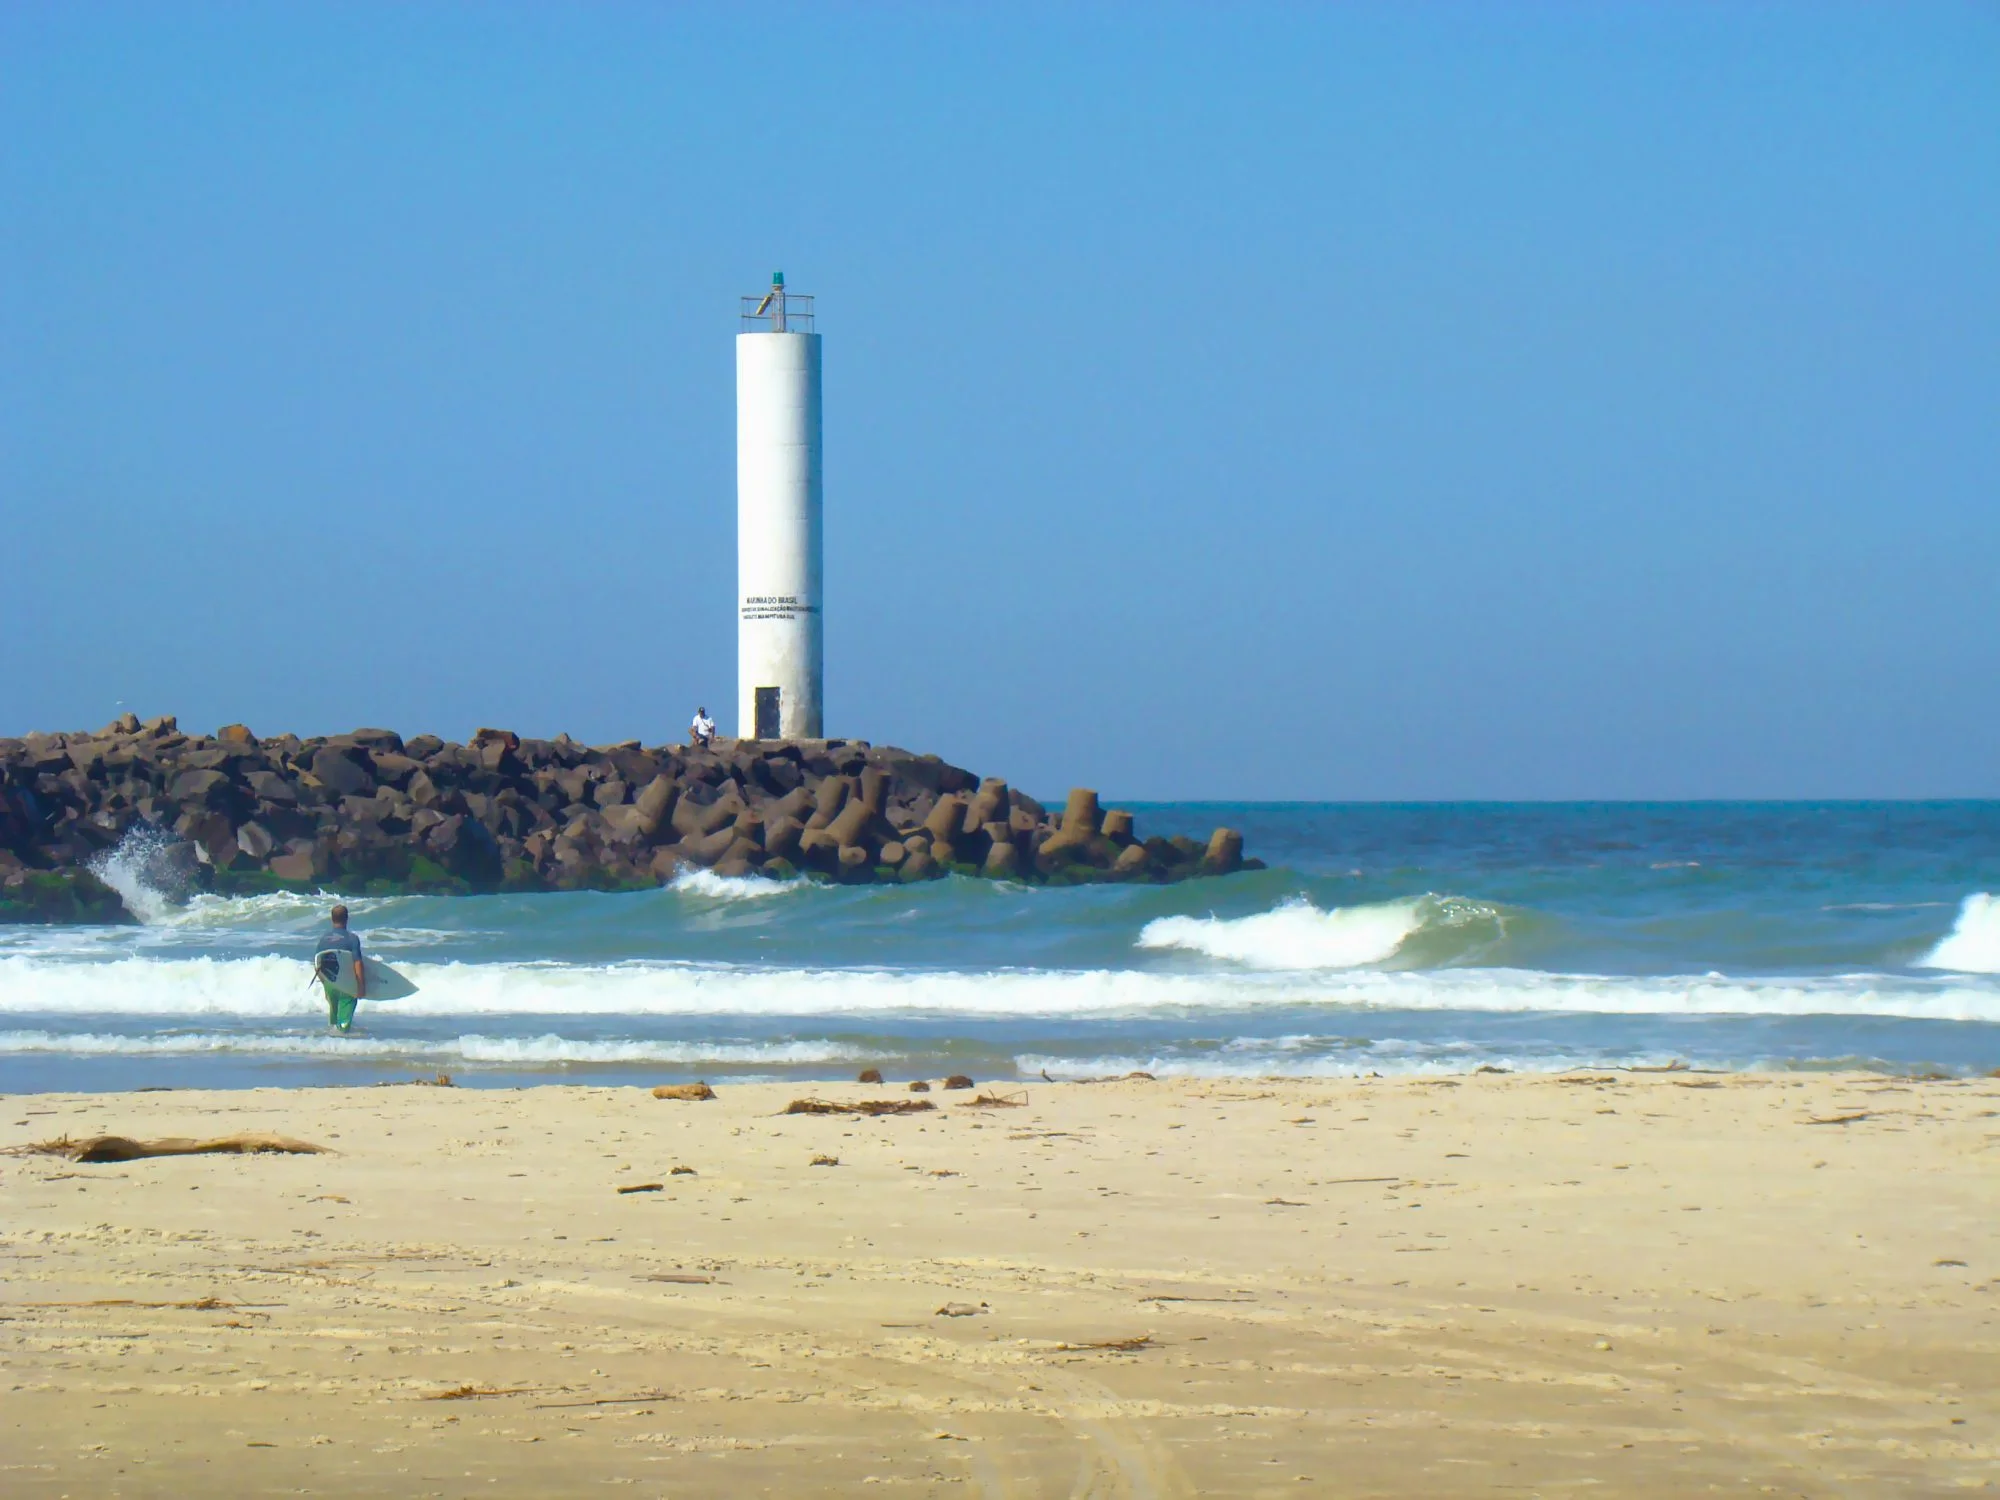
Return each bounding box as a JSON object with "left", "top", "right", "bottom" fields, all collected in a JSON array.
[
  {"left": 1, "top": 953, "right": 1997, "bottom": 1023},
  {"left": 667, "top": 867, "right": 804, "bottom": 902},
  {"left": 1918, "top": 893, "right": 2000, "bottom": 974},
  {"left": 1136, "top": 894, "right": 1508, "bottom": 970},
  {"left": 87, "top": 824, "right": 197, "bottom": 924},
  {"left": 14, "top": 805, "right": 1998, "bottom": 1088}
]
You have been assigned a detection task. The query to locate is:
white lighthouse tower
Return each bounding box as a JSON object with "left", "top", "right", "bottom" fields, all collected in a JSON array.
[{"left": 736, "top": 272, "right": 823, "bottom": 741}]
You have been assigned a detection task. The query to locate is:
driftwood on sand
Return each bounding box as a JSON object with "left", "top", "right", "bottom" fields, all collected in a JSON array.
[
  {"left": 651, "top": 1083, "right": 716, "bottom": 1101},
  {"left": 18, "top": 1296, "right": 254, "bottom": 1310},
  {"left": 421, "top": 1384, "right": 548, "bottom": 1401},
  {"left": 1057, "top": 1335, "right": 1155, "bottom": 1352},
  {"left": 783, "top": 1098, "right": 936, "bottom": 1117},
  {"left": 7, "top": 1134, "right": 329, "bottom": 1163}
]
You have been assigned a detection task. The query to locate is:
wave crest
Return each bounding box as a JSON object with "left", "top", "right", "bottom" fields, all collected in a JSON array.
[
  {"left": 0, "top": 953, "right": 1995, "bottom": 1023},
  {"left": 668, "top": 867, "right": 802, "bottom": 902},
  {"left": 1918, "top": 893, "right": 2000, "bottom": 973},
  {"left": 1135, "top": 894, "right": 1504, "bottom": 971}
]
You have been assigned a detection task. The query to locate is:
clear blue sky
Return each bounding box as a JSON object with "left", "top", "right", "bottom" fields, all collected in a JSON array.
[{"left": 4, "top": 3, "right": 1994, "bottom": 800}]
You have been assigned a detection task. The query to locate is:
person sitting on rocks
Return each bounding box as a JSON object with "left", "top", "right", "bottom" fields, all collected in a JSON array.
[
  {"left": 311, "top": 904, "right": 366, "bottom": 1032},
  {"left": 691, "top": 707, "right": 716, "bottom": 749}
]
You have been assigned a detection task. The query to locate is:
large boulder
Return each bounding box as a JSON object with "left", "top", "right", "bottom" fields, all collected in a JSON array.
[
  {"left": 825, "top": 797, "right": 878, "bottom": 856},
  {"left": 858, "top": 767, "right": 890, "bottom": 814},
  {"left": 715, "top": 837, "right": 762, "bottom": 875},
  {"left": 923, "top": 795, "right": 965, "bottom": 845},
  {"left": 632, "top": 775, "right": 678, "bottom": 837},
  {"left": 751, "top": 754, "right": 804, "bottom": 796},
  {"left": 471, "top": 728, "right": 519, "bottom": 773},
  {"left": 268, "top": 849, "right": 317, "bottom": 883},
  {"left": 310, "top": 746, "right": 375, "bottom": 799},
  {"left": 796, "top": 826, "right": 840, "bottom": 871},
  {"left": 761, "top": 814, "right": 803, "bottom": 862},
  {"left": 887, "top": 754, "right": 948, "bottom": 795},
  {"left": 245, "top": 770, "right": 297, "bottom": 806},
  {"left": 66, "top": 740, "right": 111, "bottom": 775},
  {"left": 1200, "top": 828, "right": 1244, "bottom": 875},
  {"left": 964, "top": 778, "right": 1010, "bottom": 835},
  {"left": 0, "top": 867, "right": 133, "bottom": 924},
  {"left": 1035, "top": 788, "right": 1102, "bottom": 870},
  {"left": 597, "top": 804, "right": 653, "bottom": 846},
  {"left": 421, "top": 812, "right": 503, "bottom": 885},
  {"left": 679, "top": 825, "right": 737, "bottom": 867},
  {"left": 768, "top": 785, "right": 815, "bottom": 823},
  {"left": 806, "top": 777, "right": 849, "bottom": 829},
  {"left": 671, "top": 792, "right": 735, "bottom": 841},
  {"left": 174, "top": 808, "right": 239, "bottom": 869},
  {"left": 167, "top": 768, "right": 233, "bottom": 808},
  {"left": 369, "top": 751, "right": 421, "bottom": 787}
]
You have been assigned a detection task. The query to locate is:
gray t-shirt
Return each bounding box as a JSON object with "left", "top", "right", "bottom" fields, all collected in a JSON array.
[{"left": 314, "top": 928, "right": 363, "bottom": 964}]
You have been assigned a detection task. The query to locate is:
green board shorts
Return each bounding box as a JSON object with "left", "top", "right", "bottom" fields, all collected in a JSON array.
[{"left": 322, "top": 981, "right": 358, "bottom": 1032}]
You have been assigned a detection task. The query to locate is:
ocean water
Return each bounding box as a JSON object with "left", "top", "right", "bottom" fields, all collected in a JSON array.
[{"left": 4, "top": 802, "right": 2000, "bottom": 1093}]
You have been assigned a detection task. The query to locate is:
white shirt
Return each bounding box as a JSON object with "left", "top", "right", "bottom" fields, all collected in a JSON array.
[{"left": 692, "top": 714, "right": 716, "bottom": 739}]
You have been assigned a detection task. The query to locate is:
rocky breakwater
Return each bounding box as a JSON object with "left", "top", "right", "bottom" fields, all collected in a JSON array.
[{"left": 0, "top": 716, "right": 1259, "bottom": 921}]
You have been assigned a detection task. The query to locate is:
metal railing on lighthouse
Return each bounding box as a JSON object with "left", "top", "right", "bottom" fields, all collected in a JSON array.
[{"left": 740, "top": 272, "right": 815, "bottom": 333}]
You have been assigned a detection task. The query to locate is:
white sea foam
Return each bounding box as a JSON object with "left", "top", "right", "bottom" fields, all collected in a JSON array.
[
  {"left": 160, "top": 891, "right": 351, "bottom": 929},
  {"left": 0, "top": 1029, "right": 873, "bottom": 1066},
  {"left": 86, "top": 826, "right": 323, "bottom": 924},
  {"left": 87, "top": 826, "right": 188, "bottom": 924},
  {"left": 668, "top": 867, "right": 802, "bottom": 902},
  {"left": 1138, "top": 896, "right": 1423, "bottom": 968},
  {"left": 1917, "top": 893, "right": 2000, "bottom": 974},
  {"left": 1136, "top": 894, "right": 1501, "bottom": 970},
  {"left": 1, "top": 953, "right": 1997, "bottom": 1023}
]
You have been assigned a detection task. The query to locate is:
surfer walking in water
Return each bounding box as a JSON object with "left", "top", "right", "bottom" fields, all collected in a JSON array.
[{"left": 312, "top": 904, "right": 366, "bottom": 1032}]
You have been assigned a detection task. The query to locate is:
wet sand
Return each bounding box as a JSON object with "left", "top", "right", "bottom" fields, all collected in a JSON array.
[{"left": 3, "top": 1071, "right": 1996, "bottom": 1496}]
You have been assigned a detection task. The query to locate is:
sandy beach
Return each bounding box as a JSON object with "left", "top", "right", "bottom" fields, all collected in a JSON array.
[{"left": 3, "top": 1071, "right": 1995, "bottom": 1496}]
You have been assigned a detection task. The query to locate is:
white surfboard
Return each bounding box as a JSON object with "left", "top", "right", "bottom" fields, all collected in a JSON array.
[{"left": 313, "top": 951, "right": 420, "bottom": 1002}]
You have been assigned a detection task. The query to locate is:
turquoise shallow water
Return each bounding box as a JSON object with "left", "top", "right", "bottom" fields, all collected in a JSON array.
[{"left": 4, "top": 802, "right": 2000, "bottom": 1091}]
